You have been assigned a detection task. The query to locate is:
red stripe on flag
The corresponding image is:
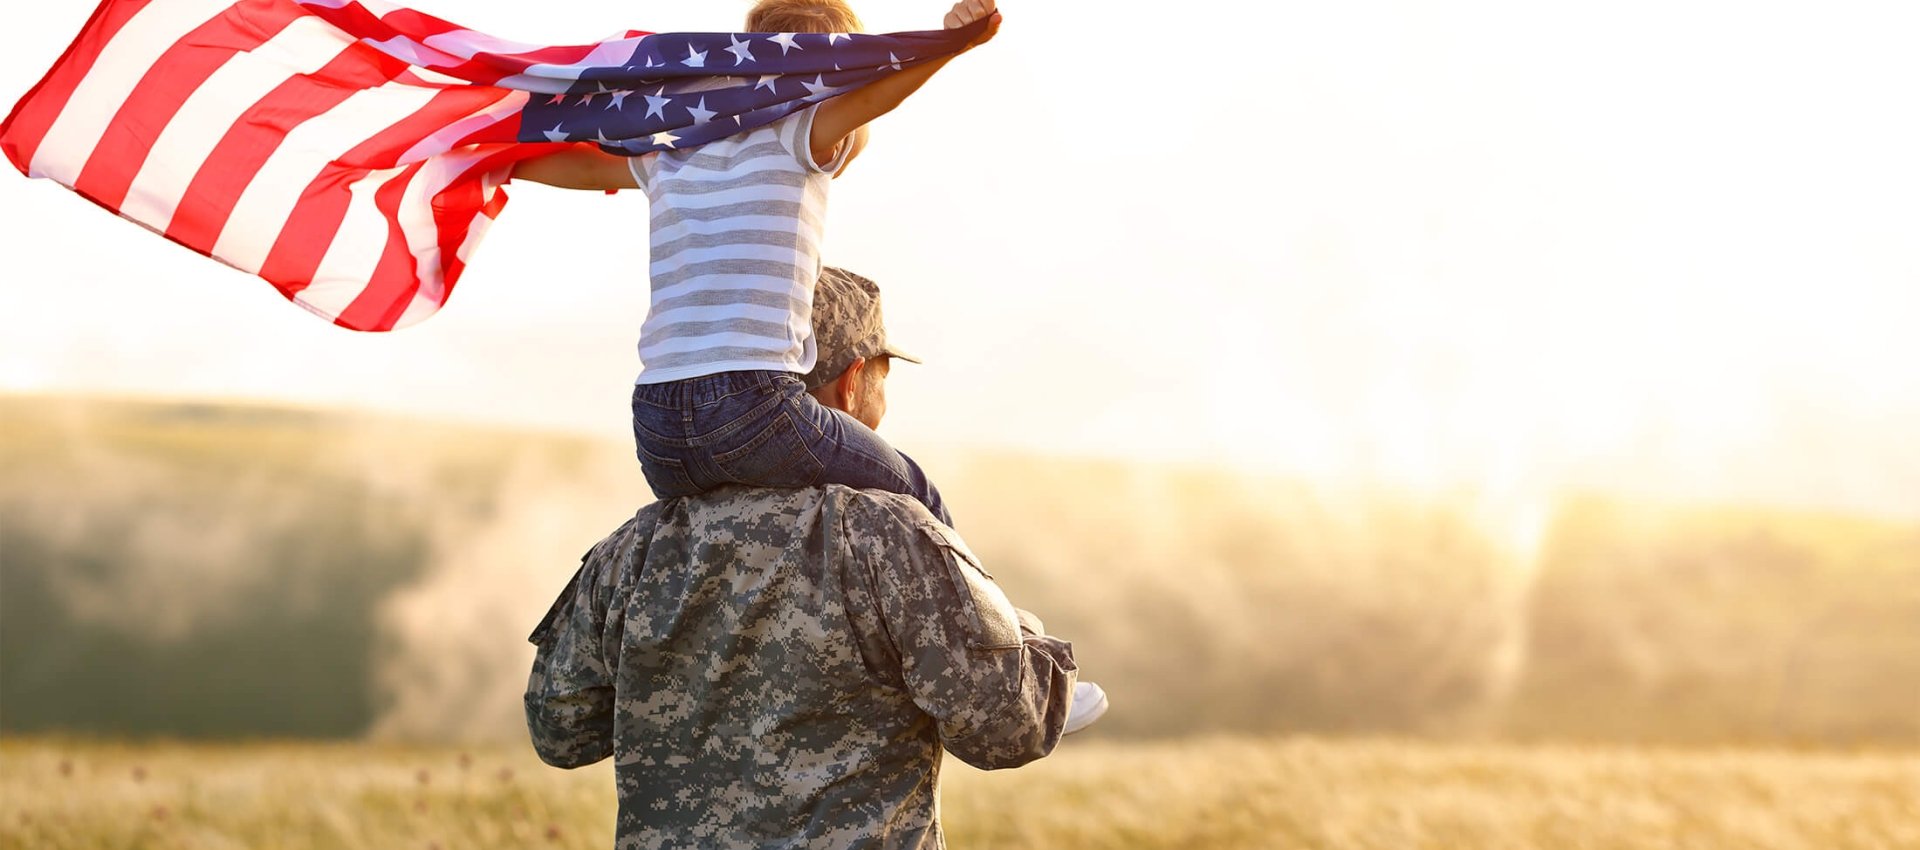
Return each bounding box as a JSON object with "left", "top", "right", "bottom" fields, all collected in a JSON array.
[
  {"left": 480, "top": 182, "right": 511, "bottom": 218},
  {"left": 163, "top": 40, "right": 409, "bottom": 255},
  {"left": 1, "top": 0, "right": 169, "bottom": 173},
  {"left": 345, "top": 86, "right": 517, "bottom": 171},
  {"left": 73, "top": 0, "right": 305, "bottom": 209},
  {"left": 254, "top": 164, "right": 358, "bottom": 298},
  {"left": 430, "top": 147, "right": 526, "bottom": 301},
  {"left": 294, "top": 0, "right": 460, "bottom": 48},
  {"left": 427, "top": 163, "right": 487, "bottom": 302},
  {"left": 372, "top": 6, "right": 606, "bottom": 80},
  {"left": 257, "top": 86, "right": 512, "bottom": 293},
  {"left": 388, "top": 40, "right": 608, "bottom": 89},
  {"left": 379, "top": 7, "right": 479, "bottom": 40},
  {"left": 297, "top": 2, "right": 510, "bottom": 83},
  {"left": 331, "top": 159, "right": 426, "bottom": 331},
  {"left": 297, "top": 0, "right": 608, "bottom": 84}
]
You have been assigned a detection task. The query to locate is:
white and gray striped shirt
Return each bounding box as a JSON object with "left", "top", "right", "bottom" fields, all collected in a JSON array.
[{"left": 627, "top": 104, "right": 849, "bottom": 385}]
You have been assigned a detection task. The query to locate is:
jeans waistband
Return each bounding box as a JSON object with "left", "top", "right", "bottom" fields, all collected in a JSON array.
[{"left": 633, "top": 370, "right": 802, "bottom": 407}]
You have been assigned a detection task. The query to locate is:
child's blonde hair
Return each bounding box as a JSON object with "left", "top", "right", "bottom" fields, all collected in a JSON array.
[{"left": 744, "top": 0, "right": 863, "bottom": 34}]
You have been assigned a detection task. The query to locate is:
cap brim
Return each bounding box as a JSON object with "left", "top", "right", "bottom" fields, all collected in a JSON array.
[{"left": 883, "top": 345, "right": 922, "bottom": 365}]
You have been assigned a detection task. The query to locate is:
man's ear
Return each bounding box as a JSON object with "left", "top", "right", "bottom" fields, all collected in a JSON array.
[{"left": 833, "top": 357, "right": 869, "bottom": 416}]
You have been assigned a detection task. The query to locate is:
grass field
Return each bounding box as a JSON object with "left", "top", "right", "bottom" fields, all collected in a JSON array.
[
  {"left": 2, "top": 738, "right": 1916, "bottom": 850},
  {"left": 6, "top": 398, "right": 1919, "bottom": 847}
]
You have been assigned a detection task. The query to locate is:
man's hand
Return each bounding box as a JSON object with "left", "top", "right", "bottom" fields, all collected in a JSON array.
[{"left": 943, "top": 0, "right": 1001, "bottom": 48}]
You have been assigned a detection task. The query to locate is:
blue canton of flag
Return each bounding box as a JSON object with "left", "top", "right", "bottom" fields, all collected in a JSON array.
[{"left": 520, "top": 23, "right": 984, "bottom": 155}]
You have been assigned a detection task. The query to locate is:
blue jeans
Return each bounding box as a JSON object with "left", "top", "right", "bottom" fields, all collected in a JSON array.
[{"left": 631, "top": 371, "right": 953, "bottom": 526}]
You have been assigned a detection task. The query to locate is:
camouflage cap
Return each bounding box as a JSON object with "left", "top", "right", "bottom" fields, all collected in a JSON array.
[{"left": 802, "top": 266, "right": 921, "bottom": 390}]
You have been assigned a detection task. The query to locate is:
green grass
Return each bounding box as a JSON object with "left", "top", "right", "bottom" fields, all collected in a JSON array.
[{"left": 3, "top": 738, "right": 1917, "bottom": 850}]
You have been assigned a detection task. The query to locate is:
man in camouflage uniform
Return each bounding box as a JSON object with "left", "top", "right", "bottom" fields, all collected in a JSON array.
[{"left": 525, "top": 267, "right": 1080, "bottom": 849}]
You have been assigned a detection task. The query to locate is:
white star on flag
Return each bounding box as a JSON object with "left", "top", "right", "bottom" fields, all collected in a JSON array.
[
  {"left": 607, "top": 90, "right": 628, "bottom": 109},
  {"left": 686, "top": 98, "right": 716, "bottom": 124},
  {"left": 644, "top": 88, "right": 671, "bottom": 120},
  {"left": 651, "top": 131, "right": 681, "bottom": 148},
  {"left": 725, "top": 35, "right": 754, "bottom": 66},
  {"left": 768, "top": 33, "right": 802, "bottom": 54},
  {"left": 543, "top": 123, "right": 570, "bottom": 142},
  {"left": 801, "top": 75, "right": 831, "bottom": 97},
  {"left": 682, "top": 44, "right": 706, "bottom": 67},
  {"left": 827, "top": 32, "right": 851, "bottom": 44},
  {"left": 754, "top": 74, "right": 780, "bottom": 92}
]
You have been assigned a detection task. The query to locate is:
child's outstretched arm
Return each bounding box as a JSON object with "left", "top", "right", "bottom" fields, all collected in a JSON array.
[
  {"left": 808, "top": 0, "right": 1002, "bottom": 169},
  {"left": 511, "top": 145, "right": 639, "bottom": 191}
]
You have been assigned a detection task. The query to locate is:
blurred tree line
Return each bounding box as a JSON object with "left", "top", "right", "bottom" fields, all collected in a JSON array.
[{"left": 4, "top": 397, "right": 1917, "bottom": 745}]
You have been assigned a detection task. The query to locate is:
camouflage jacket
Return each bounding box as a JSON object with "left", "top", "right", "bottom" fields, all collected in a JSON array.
[{"left": 525, "top": 485, "right": 1078, "bottom": 849}]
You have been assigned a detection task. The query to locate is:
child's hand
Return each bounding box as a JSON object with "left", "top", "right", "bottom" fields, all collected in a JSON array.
[{"left": 943, "top": 0, "right": 1000, "bottom": 47}]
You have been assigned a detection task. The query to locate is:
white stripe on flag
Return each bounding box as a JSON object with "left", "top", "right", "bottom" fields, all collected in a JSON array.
[
  {"left": 210, "top": 84, "right": 440, "bottom": 272},
  {"left": 364, "top": 35, "right": 461, "bottom": 68},
  {"left": 401, "top": 66, "right": 471, "bottom": 87},
  {"left": 388, "top": 153, "right": 483, "bottom": 326},
  {"left": 421, "top": 29, "right": 546, "bottom": 61},
  {"left": 395, "top": 91, "right": 526, "bottom": 164},
  {"left": 356, "top": 0, "right": 408, "bottom": 16},
  {"left": 29, "top": 0, "right": 241, "bottom": 183},
  {"left": 392, "top": 289, "right": 441, "bottom": 329},
  {"left": 392, "top": 154, "right": 471, "bottom": 298},
  {"left": 120, "top": 16, "right": 354, "bottom": 232},
  {"left": 394, "top": 149, "right": 486, "bottom": 267},
  {"left": 293, "top": 165, "right": 411, "bottom": 319},
  {"left": 499, "top": 40, "right": 638, "bottom": 91},
  {"left": 455, "top": 186, "right": 501, "bottom": 267},
  {"left": 388, "top": 155, "right": 507, "bottom": 329}
]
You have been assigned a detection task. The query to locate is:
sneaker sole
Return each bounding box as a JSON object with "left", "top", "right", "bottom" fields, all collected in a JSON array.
[{"left": 1063, "top": 686, "right": 1109, "bottom": 735}]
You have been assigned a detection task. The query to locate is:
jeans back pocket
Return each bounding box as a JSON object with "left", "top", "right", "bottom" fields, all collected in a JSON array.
[{"left": 712, "top": 409, "right": 825, "bottom": 487}]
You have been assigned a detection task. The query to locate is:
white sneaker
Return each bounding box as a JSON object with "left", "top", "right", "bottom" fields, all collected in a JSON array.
[{"left": 1063, "top": 681, "right": 1109, "bottom": 735}]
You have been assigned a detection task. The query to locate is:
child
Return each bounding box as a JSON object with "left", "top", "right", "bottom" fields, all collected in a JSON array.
[{"left": 512, "top": 0, "right": 1002, "bottom": 527}]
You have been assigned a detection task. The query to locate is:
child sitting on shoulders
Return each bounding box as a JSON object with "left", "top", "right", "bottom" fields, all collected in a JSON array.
[{"left": 512, "top": 0, "right": 1003, "bottom": 526}]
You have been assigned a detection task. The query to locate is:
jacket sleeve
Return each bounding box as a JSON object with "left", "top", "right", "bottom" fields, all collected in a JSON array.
[
  {"left": 523, "top": 551, "right": 617, "bottom": 769},
  {"left": 865, "top": 514, "right": 1078, "bottom": 770}
]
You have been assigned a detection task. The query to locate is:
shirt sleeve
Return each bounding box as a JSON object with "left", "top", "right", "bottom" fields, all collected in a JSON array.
[
  {"left": 780, "top": 102, "right": 854, "bottom": 174},
  {"left": 625, "top": 151, "right": 655, "bottom": 190},
  {"left": 523, "top": 539, "right": 620, "bottom": 769},
  {"left": 860, "top": 510, "right": 1078, "bottom": 770}
]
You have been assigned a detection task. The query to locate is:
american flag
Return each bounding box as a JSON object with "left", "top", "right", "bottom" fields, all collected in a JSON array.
[{"left": 2, "top": 0, "right": 980, "bottom": 331}]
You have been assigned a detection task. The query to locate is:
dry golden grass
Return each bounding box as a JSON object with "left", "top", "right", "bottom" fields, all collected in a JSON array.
[
  {"left": 0, "top": 739, "right": 614, "bottom": 850},
  {"left": 944, "top": 737, "right": 1920, "bottom": 849},
  {"left": 3, "top": 737, "right": 1916, "bottom": 850}
]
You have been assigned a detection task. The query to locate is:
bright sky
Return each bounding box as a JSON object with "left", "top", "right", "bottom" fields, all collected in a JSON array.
[{"left": 2, "top": 0, "right": 1916, "bottom": 516}]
